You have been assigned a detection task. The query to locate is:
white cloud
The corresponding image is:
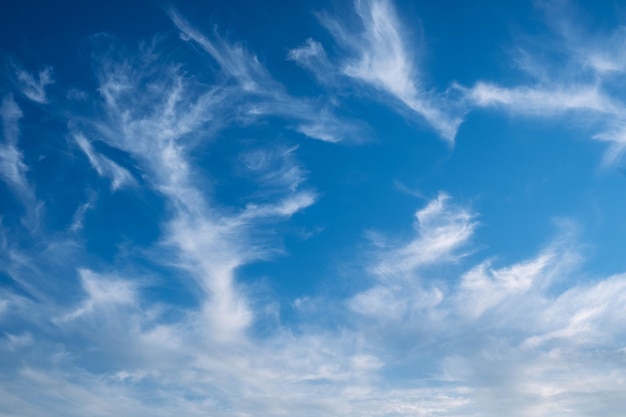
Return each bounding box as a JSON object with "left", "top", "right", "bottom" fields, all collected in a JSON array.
[
  {"left": 592, "top": 121, "right": 626, "bottom": 165},
  {"left": 371, "top": 193, "right": 476, "bottom": 278},
  {"left": 74, "top": 133, "right": 135, "bottom": 190},
  {"left": 458, "top": 1, "right": 626, "bottom": 166},
  {"left": 169, "top": 10, "right": 276, "bottom": 93},
  {"left": 169, "top": 10, "right": 367, "bottom": 143},
  {"left": 83, "top": 35, "right": 322, "bottom": 345},
  {"left": 0, "top": 95, "right": 37, "bottom": 211},
  {"left": 288, "top": 38, "right": 335, "bottom": 85},
  {"left": 66, "top": 88, "right": 88, "bottom": 101},
  {"left": 342, "top": 192, "right": 626, "bottom": 416},
  {"left": 14, "top": 66, "right": 54, "bottom": 104},
  {"left": 3, "top": 333, "right": 33, "bottom": 351},
  {"left": 457, "top": 253, "right": 554, "bottom": 320},
  {"left": 350, "top": 193, "right": 474, "bottom": 328},
  {"left": 241, "top": 192, "right": 317, "bottom": 220},
  {"left": 294, "top": 109, "right": 365, "bottom": 143},
  {"left": 239, "top": 145, "right": 306, "bottom": 192},
  {"left": 3, "top": 4, "right": 626, "bottom": 416},
  {"left": 59, "top": 269, "right": 138, "bottom": 322},
  {"left": 534, "top": 0, "right": 626, "bottom": 78},
  {"left": 3, "top": 187, "right": 626, "bottom": 417},
  {"left": 314, "top": 0, "right": 463, "bottom": 142},
  {"left": 69, "top": 195, "right": 95, "bottom": 233},
  {"left": 524, "top": 273, "right": 626, "bottom": 348},
  {"left": 462, "top": 82, "right": 620, "bottom": 115}
]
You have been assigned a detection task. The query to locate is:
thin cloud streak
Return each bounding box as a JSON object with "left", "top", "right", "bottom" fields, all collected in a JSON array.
[
  {"left": 2, "top": 59, "right": 54, "bottom": 104},
  {"left": 371, "top": 192, "right": 476, "bottom": 278},
  {"left": 458, "top": 1, "right": 626, "bottom": 166},
  {"left": 462, "top": 82, "right": 621, "bottom": 115},
  {"left": 0, "top": 95, "right": 28, "bottom": 196},
  {"left": 0, "top": 95, "right": 39, "bottom": 224},
  {"left": 169, "top": 10, "right": 366, "bottom": 143},
  {"left": 288, "top": 38, "right": 335, "bottom": 86},
  {"left": 74, "top": 133, "right": 135, "bottom": 191},
  {"left": 311, "top": 0, "right": 463, "bottom": 142},
  {"left": 15, "top": 66, "right": 53, "bottom": 104}
]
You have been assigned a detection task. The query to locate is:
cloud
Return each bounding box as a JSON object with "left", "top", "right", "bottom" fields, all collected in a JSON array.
[
  {"left": 3, "top": 187, "right": 626, "bottom": 416},
  {"left": 346, "top": 202, "right": 626, "bottom": 416},
  {"left": 532, "top": 0, "right": 626, "bottom": 78},
  {"left": 74, "top": 133, "right": 135, "bottom": 190},
  {"left": 288, "top": 38, "right": 335, "bottom": 85},
  {"left": 440, "top": 248, "right": 626, "bottom": 417},
  {"left": 59, "top": 268, "right": 138, "bottom": 322},
  {"left": 66, "top": 88, "right": 88, "bottom": 101},
  {"left": 0, "top": 95, "right": 37, "bottom": 211},
  {"left": 456, "top": 252, "right": 556, "bottom": 320},
  {"left": 82, "top": 33, "right": 323, "bottom": 344},
  {"left": 455, "top": 243, "right": 580, "bottom": 322},
  {"left": 14, "top": 65, "right": 54, "bottom": 104},
  {"left": 458, "top": 0, "right": 626, "bottom": 166},
  {"left": 0, "top": 25, "right": 384, "bottom": 416},
  {"left": 69, "top": 195, "right": 96, "bottom": 233},
  {"left": 523, "top": 273, "right": 626, "bottom": 348},
  {"left": 371, "top": 193, "right": 476, "bottom": 278},
  {"left": 239, "top": 145, "right": 306, "bottom": 193},
  {"left": 169, "top": 10, "right": 275, "bottom": 93},
  {"left": 350, "top": 193, "right": 475, "bottom": 329},
  {"left": 169, "top": 10, "right": 367, "bottom": 143},
  {"left": 3, "top": 4, "right": 626, "bottom": 417},
  {"left": 593, "top": 124, "right": 626, "bottom": 165},
  {"left": 311, "top": 0, "right": 463, "bottom": 142},
  {"left": 462, "top": 82, "right": 620, "bottom": 115}
]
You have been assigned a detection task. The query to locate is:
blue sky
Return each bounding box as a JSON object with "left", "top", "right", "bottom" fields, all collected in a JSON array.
[{"left": 1, "top": 0, "right": 626, "bottom": 415}]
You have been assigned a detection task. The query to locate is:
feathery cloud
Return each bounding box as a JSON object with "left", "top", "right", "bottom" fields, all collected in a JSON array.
[
  {"left": 0, "top": 95, "right": 37, "bottom": 211},
  {"left": 13, "top": 65, "right": 54, "bottom": 104},
  {"left": 302, "top": 0, "right": 464, "bottom": 142},
  {"left": 74, "top": 133, "right": 135, "bottom": 191},
  {"left": 1, "top": 2, "right": 626, "bottom": 416},
  {"left": 459, "top": 0, "right": 626, "bottom": 165},
  {"left": 170, "top": 10, "right": 365, "bottom": 143}
]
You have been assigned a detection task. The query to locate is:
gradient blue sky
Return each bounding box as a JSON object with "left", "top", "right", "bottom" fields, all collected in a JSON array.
[{"left": 2, "top": 0, "right": 626, "bottom": 416}]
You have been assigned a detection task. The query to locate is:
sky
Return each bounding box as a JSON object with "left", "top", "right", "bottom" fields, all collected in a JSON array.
[{"left": 1, "top": 0, "right": 626, "bottom": 416}]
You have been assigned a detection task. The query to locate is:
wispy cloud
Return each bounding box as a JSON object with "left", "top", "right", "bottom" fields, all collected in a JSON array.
[
  {"left": 3, "top": 3, "right": 626, "bottom": 417},
  {"left": 74, "top": 133, "right": 135, "bottom": 191},
  {"left": 349, "top": 193, "right": 474, "bottom": 328},
  {"left": 3, "top": 185, "right": 626, "bottom": 417},
  {"left": 0, "top": 95, "right": 37, "bottom": 214},
  {"left": 458, "top": 0, "right": 626, "bottom": 166},
  {"left": 69, "top": 194, "right": 95, "bottom": 233},
  {"left": 239, "top": 145, "right": 306, "bottom": 193},
  {"left": 59, "top": 268, "right": 139, "bottom": 322},
  {"left": 288, "top": 38, "right": 335, "bottom": 85},
  {"left": 347, "top": 198, "right": 626, "bottom": 416},
  {"left": 85, "top": 33, "right": 324, "bottom": 344},
  {"left": 371, "top": 192, "right": 476, "bottom": 278},
  {"left": 462, "top": 82, "right": 620, "bottom": 115},
  {"left": 443, "top": 247, "right": 626, "bottom": 416},
  {"left": 0, "top": 95, "right": 26, "bottom": 191},
  {"left": 14, "top": 65, "right": 54, "bottom": 104},
  {"left": 300, "top": 0, "right": 464, "bottom": 142},
  {"left": 169, "top": 10, "right": 365, "bottom": 143},
  {"left": 169, "top": 10, "right": 275, "bottom": 93}
]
